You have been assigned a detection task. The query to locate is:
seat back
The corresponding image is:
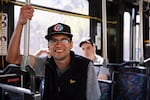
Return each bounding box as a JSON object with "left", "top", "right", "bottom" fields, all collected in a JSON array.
[
  {"left": 115, "top": 68, "right": 147, "bottom": 100},
  {"left": 98, "top": 80, "right": 112, "bottom": 100}
]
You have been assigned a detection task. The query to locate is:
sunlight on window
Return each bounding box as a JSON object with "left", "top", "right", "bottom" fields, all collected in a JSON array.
[
  {"left": 123, "top": 12, "right": 141, "bottom": 61},
  {"left": 15, "top": 0, "right": 89, "bottom": 55},
  {"left": 123, "top": 12, "right": 130, "bottom": 61},
  {"left": 135, "top": 15, "right": 140, "bottom": 61},
  {"left": 16, "top": 0, "right": 88, "bottom": 15}
]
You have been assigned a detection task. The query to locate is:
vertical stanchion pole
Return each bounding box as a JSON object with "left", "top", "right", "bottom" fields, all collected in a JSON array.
[
  {"left": 139, "top": 0, "right": 144, "bottom": 64},
  {"left": 21, "top": 0, "right": 31, "bottom": 71},
  {"left": 102, "top": 0, "right": 108, "bottom": 67},
  {"left": 139, "top": 0, "right": 149, "bottom": 99},
  {"left": 102, "top": 0, "right": 115, "bottom": 99},
  {"left": 20, "top": 0, "right": 31, "bottom": 87}
]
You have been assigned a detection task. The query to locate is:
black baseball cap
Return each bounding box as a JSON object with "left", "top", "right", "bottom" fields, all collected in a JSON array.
[
  {"left": 79, "top": 37, "right": 94, "bottom": 47},
  {"left": 45, "top": 23, "right": 73, "bottom": 41}
]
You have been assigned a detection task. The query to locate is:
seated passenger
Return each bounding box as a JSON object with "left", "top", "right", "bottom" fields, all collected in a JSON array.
[{"left": 79, "top": 36, "right": 110, "bottom": 80}]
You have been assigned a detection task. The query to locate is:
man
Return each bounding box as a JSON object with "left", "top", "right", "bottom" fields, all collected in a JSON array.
[
  {"left": 6, "top": 5, "right": 101, "bottom": 100},
  {"left": 79, "top": 37, "right": 110, "bottom": 80}
]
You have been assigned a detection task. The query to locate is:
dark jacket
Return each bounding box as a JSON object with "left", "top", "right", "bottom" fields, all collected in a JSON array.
[{"left": 43, "top": 51, "right": 90, "bottom": 100}]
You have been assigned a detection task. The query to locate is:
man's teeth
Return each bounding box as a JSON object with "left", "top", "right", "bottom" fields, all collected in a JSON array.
[{"left": 55, "top": 49, "right": 64, "bottom": 52}]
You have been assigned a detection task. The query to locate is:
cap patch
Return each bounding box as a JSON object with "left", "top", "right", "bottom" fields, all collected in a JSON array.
[{"left": 54, "top": 24, "right": 63, "bottom": 32}]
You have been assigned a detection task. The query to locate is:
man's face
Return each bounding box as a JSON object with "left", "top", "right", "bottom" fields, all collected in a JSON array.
[
  {"left": 48, "top": 34, "right": 73, "bottom": 61},
  {"left": 80, "top": 42, "right": 95, "bottom": 59}
]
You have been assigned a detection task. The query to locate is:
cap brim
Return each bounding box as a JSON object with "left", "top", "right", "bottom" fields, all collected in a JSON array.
[{"left": 79, "top": 41, "right": 91, "bottom": 47}]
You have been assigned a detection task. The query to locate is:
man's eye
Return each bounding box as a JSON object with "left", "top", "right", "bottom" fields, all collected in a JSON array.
[
  {"left": 49, "top": 38, "right": 70, "bottom": 45},
  {"left": 52, "top": 39, "right": 57, "bottom": 42},
  {"left": 49, "top": 39, "right": 56, "bottom": 43},
  {"left": 62, "top": 39, "right": 70, "bottom": 43}
]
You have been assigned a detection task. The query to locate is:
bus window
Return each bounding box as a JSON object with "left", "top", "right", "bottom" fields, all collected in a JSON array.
[
  {"left": 14, "top": 0, "right": 89, "bottom": 55},
  {"left": 123, "top": 12, "right": 130, "bottom": 61},
  {"left": 123, "top": 11, "right": 141, "bottom": 61}
]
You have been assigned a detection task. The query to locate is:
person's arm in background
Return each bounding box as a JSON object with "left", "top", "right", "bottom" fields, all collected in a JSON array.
[
  {"left": 34, "top": 48, "right": 51, "bottom": 57},
  {"left": 6, "top": 5, "right": 35, "bottom": 67}
]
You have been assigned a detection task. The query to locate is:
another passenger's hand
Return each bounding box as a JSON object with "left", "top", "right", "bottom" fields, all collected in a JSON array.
[
  {"left": 35, "top": 48, "right": 51, "bottom": 57},
  {"left": 18, "top": 5, "right": 34, "bottom": 25}
]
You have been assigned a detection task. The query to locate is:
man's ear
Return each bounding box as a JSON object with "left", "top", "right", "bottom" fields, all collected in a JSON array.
[
  {"left": 70, "top": 41, "right": 73, "bottom": 49},
  {"left": 48, "top": 42, "right": 50, "bottom": 48}
]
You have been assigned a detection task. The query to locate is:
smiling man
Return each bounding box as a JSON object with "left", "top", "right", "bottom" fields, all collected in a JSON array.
[
  {"left": 43, "top": 23, "right": 101, "bottom": 100},
  {"left": 6, "top": 5, "right": 101, "bottom": 100}
]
